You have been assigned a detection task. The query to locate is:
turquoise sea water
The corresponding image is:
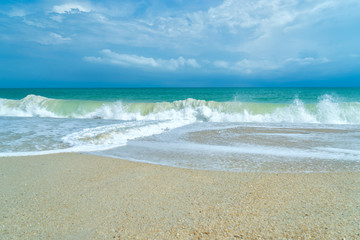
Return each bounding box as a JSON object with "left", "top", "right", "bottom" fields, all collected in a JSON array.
[
  {"left": 1, "top": 88, "right": 360, "bottom": 172},
  {"left": 1, "top": 87, "right": 360, "bottom": 103}
]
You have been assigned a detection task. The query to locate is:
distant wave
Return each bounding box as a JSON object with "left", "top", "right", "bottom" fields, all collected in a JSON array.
[{"left": 1, "top": 94, "right": 360, "bottom": 124}]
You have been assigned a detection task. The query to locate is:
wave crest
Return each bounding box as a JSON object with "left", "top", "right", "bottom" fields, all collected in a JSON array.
[{"left": 1, "top": 94, "right": 360, "bottom": 124}]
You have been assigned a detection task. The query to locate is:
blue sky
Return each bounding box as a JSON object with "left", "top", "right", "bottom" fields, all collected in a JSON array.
[{"left": 1, "top": 0, "right": 360, "bottom": 87}]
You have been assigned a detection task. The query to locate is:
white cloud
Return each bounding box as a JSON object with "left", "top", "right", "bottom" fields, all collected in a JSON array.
[
  {"left": 23, "top": 19, "right": 45, "bottom": 28},
  {"left": 214, "top": 59, "right": 279, "bottom": 73},
  {"left": 91, "top": 13, "right": 108, "bottom": 23},
  {"left": 285, "top": 57, "right": 330, "bottom": 65},
  {"left": 52, "top": 3, "right": 91, "bottom": 14},
  {"left": 50, "top": 32, "right": 71, "bottom": 41},
  {"left": 214, "top": 55, "right": 330, "bottom": 73},
  {"left": 36, "top": 32, "right": 71, "bottom": 45},
  {"left": 214, "top": 60, "right": 229, "bottom": 69},
  {"left": 50, "top": 15, "right": 63, "bottom": 23},
  {"left": 207, "top": 0, "right": 296, "bottom": 30},
  {"left": 3, "top": 0, "right": 357, "bottom": 76},
  {"left": 114, "top": 0, "right": 342, "bottom": 58},
  {"left": 144, "top": 0, "right": 301, "bottom": 39},
  {"left": 83, "top": 56, "right": 102, "bottom": 62},
  {"left": 7, "top": 9, "right": 27, "bottom": 17},
  {"left": 205, "top": 0, "right": 340, "bottom": 34},
  {"left": 84, "top": 49, "right": 200, "bottom": 70}
]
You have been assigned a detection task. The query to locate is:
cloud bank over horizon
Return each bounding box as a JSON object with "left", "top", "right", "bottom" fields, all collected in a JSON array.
[
  {"left": 0, "top": 0, "right": 359, "bottom": 86},
  {"left": 84, "top": 49, "right": 200, "bottom": 70}
]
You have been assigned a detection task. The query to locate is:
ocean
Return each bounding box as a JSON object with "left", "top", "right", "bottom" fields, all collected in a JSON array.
[{"left": 1, "top": 88, "right": 360, "bottom": 172}]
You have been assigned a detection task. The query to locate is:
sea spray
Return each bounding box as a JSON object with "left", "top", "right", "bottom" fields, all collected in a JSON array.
[
  {"left": 62, "top": 119, "right": 193, "bottom": 148},
  {"left": 1, "top": 94, "right": 360, "bottom": 124},
  {"left": 1, "top": 88, "right": 360, "bottom": 172}
]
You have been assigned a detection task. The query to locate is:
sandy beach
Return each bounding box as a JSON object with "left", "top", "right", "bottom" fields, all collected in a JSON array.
[{"left": 1, "top": 153, "right": 359, "bottom": 239}]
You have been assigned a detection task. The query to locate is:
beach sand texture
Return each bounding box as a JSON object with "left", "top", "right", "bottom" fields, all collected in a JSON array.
[{"left": 1, "top": 153, "right": 359, "bottom": 239}]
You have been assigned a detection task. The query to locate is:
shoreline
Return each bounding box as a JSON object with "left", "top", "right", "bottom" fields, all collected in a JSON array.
[{"left": 1, "top": 153, "right": 359, "bottom": 239}]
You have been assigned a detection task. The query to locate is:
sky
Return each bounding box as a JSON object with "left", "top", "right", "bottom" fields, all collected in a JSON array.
[{"left": 1, "top": 0, "right": 360, "bottom": 87}]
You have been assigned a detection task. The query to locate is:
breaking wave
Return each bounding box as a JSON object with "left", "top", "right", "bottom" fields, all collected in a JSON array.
[
  {"left": 2, "top": 93, "right": 360, "bottom": 159},
  {"left": 1, "top": 94, "right": 360, "bottom": 124}
]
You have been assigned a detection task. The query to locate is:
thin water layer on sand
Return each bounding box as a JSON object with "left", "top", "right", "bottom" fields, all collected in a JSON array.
[
  {"left": 1, "top": 89, "right": 360, "bottom": 172},
  {"left": 97, "top": 122, "right": 360, "bottom": 172}
]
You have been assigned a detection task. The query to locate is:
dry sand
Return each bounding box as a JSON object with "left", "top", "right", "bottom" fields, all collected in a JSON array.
[{"left": 1, "top": 153, "right": 359, "bottom": 239}]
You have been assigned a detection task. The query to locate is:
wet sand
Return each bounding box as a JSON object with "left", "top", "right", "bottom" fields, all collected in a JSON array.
[{"left": 1, "top": 153, "right": 359, "bottom": 239}]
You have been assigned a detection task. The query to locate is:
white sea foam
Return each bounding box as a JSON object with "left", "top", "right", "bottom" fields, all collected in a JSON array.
[
  {"left": 62, "top": 119, "right": 193, "bottom": 150},
  {"left": 119, "top": 141, "right": 360, "bottom": 162},
  {"left": 0, "top": 95, "right": 58, "bottom": 118},
  {"left": 1, "top": 94, "right": 360, "bottom": 124},
  {"left": 2, "top": 94, "right": 360, "bottom": 165}
]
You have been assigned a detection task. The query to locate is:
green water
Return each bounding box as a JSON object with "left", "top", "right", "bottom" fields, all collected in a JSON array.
[
  {"left": 1, "top": 88, "right": 360, "bottom": 103},
  {"left": 1, "top": 88, "right": 360, "bottom": 172}
]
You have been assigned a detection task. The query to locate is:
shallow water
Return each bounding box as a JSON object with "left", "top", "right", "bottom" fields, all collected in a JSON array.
[
  {"left": 1, "top": 88, "right": 360, "bottom": 172},
  {"left": 97, "top": 122, "right": 360, "bottom": 172}
]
